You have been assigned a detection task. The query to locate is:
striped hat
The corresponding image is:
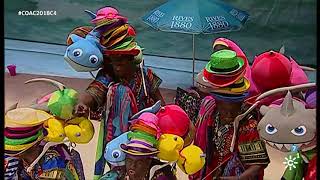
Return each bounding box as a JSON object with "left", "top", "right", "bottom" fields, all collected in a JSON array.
[
  {"left": 5, "top": 108, "right": 48, "bottom": 156},
  {"left": 120, "top": 112, "right": 160, "bottom": 157}
]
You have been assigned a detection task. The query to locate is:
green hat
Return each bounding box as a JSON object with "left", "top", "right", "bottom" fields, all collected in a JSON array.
[{"left": 205, "top": 50, "right": 244, "bottom": 74}]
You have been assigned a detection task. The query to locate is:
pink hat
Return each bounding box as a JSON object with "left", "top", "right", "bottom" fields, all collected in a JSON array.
[
  {"left": 289, "top": 57, "right": 309, "bottom": 85},
  {"left": 156, "top": 105, "right": 190, "bottom": 137},
  {"left": 91, "top": 7, "right": 128, "bottom": 24},
  {"left": 251, "top": 51, "right": 292, "bottom": 92},
  {"left": 131, "top": 112, "right": 161, "bottom": 138},
  {"left": 213, "top": 38, "right": 258, "bottom": 94}
]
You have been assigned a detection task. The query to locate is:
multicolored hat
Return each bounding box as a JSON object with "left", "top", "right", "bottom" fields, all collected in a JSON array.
[
  {"left": 120, "top": 131, "right": 159, "bottom": 157},
  {"left": 130, "top": 112, "right": 161, "bottom": 138},
  {"left": 120, "top": 112, "right": 160, "bottom": 157},
  {"left": 197, "top": 69, "right": 246, "bottom": 88},
  {"left": 197, "top": 74, "right": 250, "bottom": 95},
  {"left": 199, "top": 50, "right": 246, "bottom": 87},
  {"left": 205, "top": 50, "right": 245, "bottom": 74}
]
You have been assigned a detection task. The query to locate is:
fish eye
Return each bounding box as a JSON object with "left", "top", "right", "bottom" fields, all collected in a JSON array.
[
  {"left": 73, "top": 49, "right": 83, "bottom": 57},
  {"left": 265, "top": 123, "right": 278, "bottom": 135},
  {"left": 174, "top": 136, "right": 178, "bottom": 141},
  {"left": 89, "top": 55, "right": 99, "bottom": 64},
  {"left": 291, "top": 126, "right": 306, "bottom": 136},
  {"left": 112, "top": 150, "right": 121, "bottom": 158}
]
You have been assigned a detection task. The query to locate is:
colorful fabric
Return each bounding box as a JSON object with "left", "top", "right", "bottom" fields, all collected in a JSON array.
[
  {"left": 190, "top": 96, "right": 269, "bottom": 180},
  {"left": 10, "top": 144, "right": 84, "bottom": 180},
  {"left": 87, "top": 67, "right": 162, "bottom": 110},
  {"left": 93, "top": 84, "right": 138, "bottom": 179},
  {"left": 4, "top": 155, "right": 20, "bottom": 180},
  {"left": 88, "top": 66, "right": 161, "bottom": 179},
  {"left": 174, "top": 87, "right": 201, "bottom": 125}
]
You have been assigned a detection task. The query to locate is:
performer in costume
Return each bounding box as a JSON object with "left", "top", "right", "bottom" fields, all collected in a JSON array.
[
  {"left": 4, "top": 107, "right": 85, "bottom": 180},
  {"left": 120, "top": 112, "right": 176, "bottom": 180},
  {"left": 67, "top": 7, "right": 165, "bottom": 179},
  {"left": 192, "top": 49, "right": 270, "bottom": 179}
]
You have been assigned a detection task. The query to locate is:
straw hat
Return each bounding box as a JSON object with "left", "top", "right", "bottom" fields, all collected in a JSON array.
[{"left": 5, "top": 108, "right": 53, "bottom": 128}]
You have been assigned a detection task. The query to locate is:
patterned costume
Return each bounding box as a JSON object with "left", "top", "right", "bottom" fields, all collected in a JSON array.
[
  {"left": 190, "top": 96, "right": 270, "bottom": 180},
  {"left": 87, "top": 67, "right": 162, "bottom": 179}
]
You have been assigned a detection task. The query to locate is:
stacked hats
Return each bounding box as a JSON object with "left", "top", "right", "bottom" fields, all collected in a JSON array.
[
  {"left": 196, "top": 49, "right": 250, "bottom": 100},
  {"left": 89, "top": 6, "right": 141, "bottom": 56},
  {"left": 120, "top": 112, "right": 160, "bottom": 157},
  {"left": 5, "top": 108, "right": 53, "bottom": 156}
]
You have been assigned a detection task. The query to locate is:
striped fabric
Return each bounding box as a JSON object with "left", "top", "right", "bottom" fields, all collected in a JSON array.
[{"left": 4, "top": 155, "right": 20, "bottom": 180}]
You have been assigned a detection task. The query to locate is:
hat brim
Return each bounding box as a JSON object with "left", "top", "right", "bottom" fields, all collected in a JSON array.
[
  {"left": 205, "top": 56, "right": 244, "bottom": 74},
  {"left": 211, "top": 77, "right": 250, "bottom": 94},
  {"left": 120, "top": 144, "right": 159, "bottom": 156},
  {"left": 104, "top": 49, "right": 140, "bottom": 56},
  {"left": 5, "top": 135, "right": 43, "bottom": 152},
  {"left": 4, "top": 125, "right": 43, "bottom": 139},
  {"left": 94, "top": 19, "right": 119, "bottom": 28},
  {"left": 91, "top": 15, "right": 128, "bottom": 24},
  {"left": 211, "top": 92, "right": 249, "bottom": 102},
  {"left": 111, "top": 36, "right": 135, "bottom": 50},
  {"left": 197, "top": 70, "right": 245, "bottom": 88},
  {"left": 5, "top": 108, "right": 52, "bottom": 127},
  {"left": 5, "top": 130, "right": 43, "bottom": 145}
]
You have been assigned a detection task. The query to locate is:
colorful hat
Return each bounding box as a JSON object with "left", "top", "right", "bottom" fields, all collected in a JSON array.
[
  {"left": 4, "top": 125, "right": 43, "bottom": 139},
  {"left": 205, "top": 50, "right": 245, "bottom": 74},
  {"left": 102, "top": 24, "right": 129, "bottom": 47},
  {"left": 199, "top": 50, "right": 246, "bottom": 87},
  {"left": 197, "top": 75, "right": 250, "bottom": 95},
  {"left": 121, "top": 112, "right": 160, "bottom": 157},
  {"left": 120, "top": 131, "right": 159, "bottom": 157},
  {"left": 156, "top": 105, "right": 190, "bottom": 137},
  {"left": 130, "top": 112, "right": 160, "bottom": 137},
  {"left": 197, "top": 69, "right": 246, "bottom": 88},
  {"left": 91, "top": 7, "right": 128, "bottom": 24},
  {"left": 251, "top": 51, "right": 292, "bottom": 92},
  {"left": 5, "top": 108, "right": 53, "bottom": 128},
  {"left": 212, "top": 37, "right": 257, "bottom": 96}
]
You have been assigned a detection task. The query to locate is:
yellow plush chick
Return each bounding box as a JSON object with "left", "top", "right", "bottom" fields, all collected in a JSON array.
[
  {"left": 157, "top": 134, "right": 184, "bottom": 162},
  {"left": 177, "top": 145, "right": 205, "bottom": 175},
  {"left": 64, "top": 117, "right": 94, "bottom": 144},
  {"left": 43, "top": 118, "right": 66, "bottom": 142}
]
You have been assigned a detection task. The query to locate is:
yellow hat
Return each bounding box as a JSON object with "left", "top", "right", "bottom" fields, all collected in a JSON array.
[{"left": 5, "top": 108, "right": 53, "bottom": 128}]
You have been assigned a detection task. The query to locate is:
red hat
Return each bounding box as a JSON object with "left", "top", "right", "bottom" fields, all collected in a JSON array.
[
  {"left": 156, "top": 105, "right": 190, "bottom": 137},
  {"left": 251, "top": 51, "right": 292, "bottom": 92}
]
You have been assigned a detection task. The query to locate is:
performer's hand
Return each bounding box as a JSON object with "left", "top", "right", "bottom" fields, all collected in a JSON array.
[{"left": 74, "top": 102, "right": 89, "bottom": 118}]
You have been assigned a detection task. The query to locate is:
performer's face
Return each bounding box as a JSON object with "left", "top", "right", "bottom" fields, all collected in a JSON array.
[
  {"left": 216, "top": 100, "right": 242, "bottom": 122},
  {"left": 110, "top": 55, "right": 135, "bottom": 78},
  {"left": 125, "top": 156, "right": 152, "bottom": 180}
]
